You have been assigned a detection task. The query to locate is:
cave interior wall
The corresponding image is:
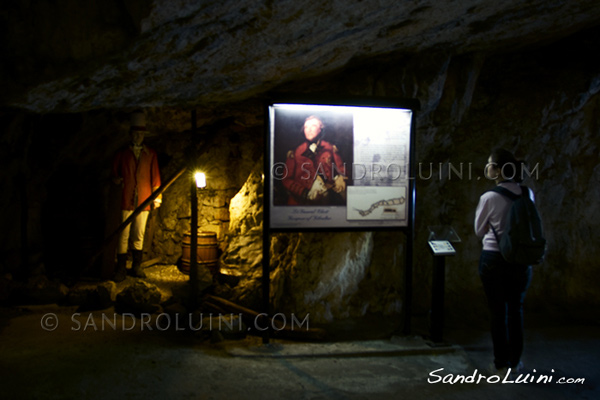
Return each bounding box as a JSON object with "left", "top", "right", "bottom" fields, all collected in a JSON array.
[{"left": 1, "top": 27, "right": 599, "bottom": 323}]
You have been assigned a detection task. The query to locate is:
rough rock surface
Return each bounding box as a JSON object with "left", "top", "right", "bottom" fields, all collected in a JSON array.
[
  {"left": 219, "top": 162, "right": 264, "bottom": 308},
  {"left": 217, "top": 161, "right": 404, "bottom": 323},
  {"left": 115, "top": 280, "right": 162, "bottom": 315},
  {"left": 147, "top": 120, "right": 260, "bottom": 265},
  {"left": 3, "top": 1, "right": 600, "bottom": 112},
  {"left": 67, "top": 281, "right": 117, "bottom": 311}
]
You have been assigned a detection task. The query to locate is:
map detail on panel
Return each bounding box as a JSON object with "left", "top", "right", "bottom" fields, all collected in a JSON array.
[
  {"left": 356, "top": 197, "right": 406, "bottom": 217},
  {"left": 347, "top": 186, "right": 407, "bottom": 221}
]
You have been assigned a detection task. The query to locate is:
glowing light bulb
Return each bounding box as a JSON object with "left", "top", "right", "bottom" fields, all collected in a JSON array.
[{"left": 195, "top": 172, "right": 206, "bottom": 188}]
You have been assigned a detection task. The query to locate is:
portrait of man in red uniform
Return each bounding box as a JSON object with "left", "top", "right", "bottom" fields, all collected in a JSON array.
[{"left": 281, "top": 115, "right": 349, "bottom": 206}]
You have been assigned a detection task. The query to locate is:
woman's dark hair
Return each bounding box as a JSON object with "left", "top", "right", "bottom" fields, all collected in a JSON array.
[{"left": 490, "top": 147, "right": 525, "bottom": 183}]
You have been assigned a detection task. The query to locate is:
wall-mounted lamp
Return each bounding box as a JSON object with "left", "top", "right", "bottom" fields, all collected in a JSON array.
[{"left": 195, "top": 172, "right": 206, "bottom": 188}]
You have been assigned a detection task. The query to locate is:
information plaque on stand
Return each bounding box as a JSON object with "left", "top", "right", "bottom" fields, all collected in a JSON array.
[
  {"left": 428, "top": 240, "right": 456, "bottom": 256},
  {"left": 427, "top": 225, "right": 461, "bottom": 345},
  {"left": 427, "top": 225, "right": 461, "bottom": 250}
]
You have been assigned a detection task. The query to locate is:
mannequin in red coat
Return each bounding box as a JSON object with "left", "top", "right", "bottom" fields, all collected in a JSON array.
[{"left": 111, "top": 112, "right": 161, "bottom": 281}]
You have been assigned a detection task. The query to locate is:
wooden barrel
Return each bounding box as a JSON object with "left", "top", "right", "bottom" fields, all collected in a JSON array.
[{"left": 180, "top": 231, "right": 218, "bottom": 275}]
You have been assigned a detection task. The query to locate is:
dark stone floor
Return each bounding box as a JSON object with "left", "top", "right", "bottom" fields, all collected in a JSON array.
[{"left": 1, "top": 301, "right": 598, "bottom": 400}]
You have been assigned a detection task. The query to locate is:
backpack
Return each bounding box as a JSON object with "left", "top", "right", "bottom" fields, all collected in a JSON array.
[{"left": 490, "top": 185, "right": 547, "bottom": 265}]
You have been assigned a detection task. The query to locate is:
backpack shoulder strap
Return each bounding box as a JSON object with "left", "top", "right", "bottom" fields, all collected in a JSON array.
[{"left": 490, "top": 185, "right": 521, "bottom": 201}]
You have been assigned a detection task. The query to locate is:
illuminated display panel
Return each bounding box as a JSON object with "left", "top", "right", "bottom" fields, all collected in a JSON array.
[{"left": 267, "top": 100, "right": 416, "bottom": 230}]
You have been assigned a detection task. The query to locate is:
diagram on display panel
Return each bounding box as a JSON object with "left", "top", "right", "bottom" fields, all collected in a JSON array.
[{"left": 346, "top": 186, "right": 407, "bottom": 221}]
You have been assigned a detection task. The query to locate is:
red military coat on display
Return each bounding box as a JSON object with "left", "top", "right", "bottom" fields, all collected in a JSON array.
[
  {"left": 112, "top": 145, "right": 161, "bottom": 211},
  {"left": 282, "top": 140, "right": 345, "bottom": 205}
]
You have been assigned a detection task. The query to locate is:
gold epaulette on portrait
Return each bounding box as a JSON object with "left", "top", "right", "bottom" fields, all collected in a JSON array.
[
  {"left": 287, "top": 150, "right": 294, "bottom": 159},
  {"left": 332, "top": 145, "right": 339, "bottom": 153}
]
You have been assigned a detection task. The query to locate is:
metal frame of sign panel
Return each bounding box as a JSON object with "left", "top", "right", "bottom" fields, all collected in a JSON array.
[{"left": 262, "top": 94, "right": 420, "bottom": 343}]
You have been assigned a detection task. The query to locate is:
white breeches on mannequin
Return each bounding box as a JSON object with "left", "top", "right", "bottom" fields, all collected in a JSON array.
[{"left": 117, "top": 210, "right": 149, "bottom": 254}]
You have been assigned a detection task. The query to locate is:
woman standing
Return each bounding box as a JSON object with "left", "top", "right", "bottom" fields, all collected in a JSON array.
[{"left": 474, "top": 148, "right": 533, "bottom": 374}]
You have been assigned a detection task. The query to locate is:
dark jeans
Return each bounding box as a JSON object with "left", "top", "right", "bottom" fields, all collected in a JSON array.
[{"left": 479, "top": 250, "right": 532, "bottom": 369}]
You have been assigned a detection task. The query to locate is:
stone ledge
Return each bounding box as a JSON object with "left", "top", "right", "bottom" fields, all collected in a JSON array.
[{"left": 226, "top": 336, "right": 463, "bottom": 359}]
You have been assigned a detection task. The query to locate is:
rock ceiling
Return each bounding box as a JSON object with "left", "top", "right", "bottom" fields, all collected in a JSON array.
[{"left": 2, "top": 0, "right": 600, "bottom": 113}]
